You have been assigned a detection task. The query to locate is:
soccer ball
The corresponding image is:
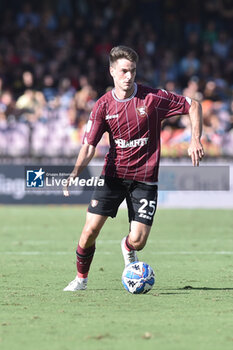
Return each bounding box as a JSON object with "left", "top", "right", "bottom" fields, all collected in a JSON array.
[{"left": 122, "top": 261, "right": 155, "bottom": 294}]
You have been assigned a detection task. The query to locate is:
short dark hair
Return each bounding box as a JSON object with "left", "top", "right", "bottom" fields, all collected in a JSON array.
[{"left": 109, "top": 46, "right": 138, "bottom": 66}]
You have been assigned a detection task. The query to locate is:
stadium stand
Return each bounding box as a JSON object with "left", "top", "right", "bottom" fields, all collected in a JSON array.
[{"left": 0, "top": 0, "right": 232, "bottom": 159}]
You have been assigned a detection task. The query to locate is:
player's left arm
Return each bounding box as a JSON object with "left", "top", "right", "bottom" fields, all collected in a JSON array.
[
  {"left": 157, "top": 89, "right": 204, "bottom": 166},
  {"left": 187, "top": 99, "right": 204, "bottom": 166}
]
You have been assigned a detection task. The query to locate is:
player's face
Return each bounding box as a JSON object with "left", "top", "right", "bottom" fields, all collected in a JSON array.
[{"left": 110, "top": 58, "right": 136, "bottom": 96}]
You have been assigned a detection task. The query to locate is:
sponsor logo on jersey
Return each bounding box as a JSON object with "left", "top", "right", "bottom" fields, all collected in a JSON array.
[
  {"left": 105, "top": 114, "right": 119, "bottom": 120},
  {"left": 136, "top": 106, "right": 148, "bottom": 117},
  {"left": 115, "top": 137, "right": 148, "bottom": 148}
]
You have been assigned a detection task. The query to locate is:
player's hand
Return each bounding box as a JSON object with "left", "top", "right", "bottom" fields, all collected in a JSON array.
[
  {"left": 63, "top": 172, "right": 76, "bottom": 197},
  {"left": 188, "top": 139, "right": 204, "bottom": 166}
]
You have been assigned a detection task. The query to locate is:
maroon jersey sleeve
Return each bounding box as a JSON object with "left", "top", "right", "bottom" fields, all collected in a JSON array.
[
  {"left": 82, "top": 100, "right": 107, "bottom": 147},
  {"left": 156, "top": 89, "right": 191, "bottom": 120}
]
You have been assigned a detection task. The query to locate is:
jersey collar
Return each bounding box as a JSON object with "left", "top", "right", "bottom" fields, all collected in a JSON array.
[{"left": 112, "top": 83, "right": 137, "bottom": 102}]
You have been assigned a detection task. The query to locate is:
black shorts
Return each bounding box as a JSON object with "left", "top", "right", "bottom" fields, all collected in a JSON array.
[{"left": 88, "top": 176, "right": 158, "bottom": 226}]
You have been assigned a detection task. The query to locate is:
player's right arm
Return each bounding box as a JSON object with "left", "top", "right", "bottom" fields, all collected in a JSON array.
[
  {"left": 63, "top": 143, "right": 95, "bottom": 197},
  {"left": 63, "top": 99, "right": 107, "bottom": 197}
]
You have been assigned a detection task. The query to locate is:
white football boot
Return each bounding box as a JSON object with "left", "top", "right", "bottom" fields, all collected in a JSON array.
[
  {"left": 121, "top": 237, "right": 138, "bottom": 267},
  {"left": 63, "top": 276, "right": 88, "bottom": 291}
]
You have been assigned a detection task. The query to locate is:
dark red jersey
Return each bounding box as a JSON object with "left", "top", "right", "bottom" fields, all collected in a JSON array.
[{"left": 83, "top": 83, "right": 191, "bottom": 182}]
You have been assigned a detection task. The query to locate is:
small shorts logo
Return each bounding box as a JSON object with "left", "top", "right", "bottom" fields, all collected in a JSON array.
[
  {"left": 91, "top": 199, "right": 98, "bottom": 207},
  {"left": 26, "top": 168, "right": 45, "bottom": 188}
]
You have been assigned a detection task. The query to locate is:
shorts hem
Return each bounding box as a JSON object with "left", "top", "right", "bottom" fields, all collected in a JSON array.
[
  {"left": 129, "top": 217, "right": 154, "bottom": 227},
  {"left": 87, "top": 206, "right": 117, "bottom": 218}
]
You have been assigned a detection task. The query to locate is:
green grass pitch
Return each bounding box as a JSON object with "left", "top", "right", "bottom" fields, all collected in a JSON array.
[{"left": 0, "top": 206, "right": 233, "bottom": 350}]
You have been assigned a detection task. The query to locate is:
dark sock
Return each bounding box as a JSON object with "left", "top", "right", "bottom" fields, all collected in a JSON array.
[{"left": 76, "top": 244, "right": 96, "bottom": 278}]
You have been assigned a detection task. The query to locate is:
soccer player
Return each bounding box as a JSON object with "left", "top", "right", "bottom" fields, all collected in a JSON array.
[{"left": 63, "top": 45, "right": 204, "bottom": 291}]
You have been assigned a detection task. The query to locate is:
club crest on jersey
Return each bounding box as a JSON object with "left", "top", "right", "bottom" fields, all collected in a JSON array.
[{"left": 136, "top": 106, "right": 148, "bottom": 117}]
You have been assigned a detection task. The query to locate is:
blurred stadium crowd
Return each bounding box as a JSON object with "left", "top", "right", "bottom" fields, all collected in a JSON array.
[{"left": 0, "top": 0, "right": 233, "bottom": 159}]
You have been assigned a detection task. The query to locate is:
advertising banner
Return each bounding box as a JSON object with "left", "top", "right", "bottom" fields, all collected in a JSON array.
[{"left": 0, "top": 163, "right": 232, "bottom": 207}]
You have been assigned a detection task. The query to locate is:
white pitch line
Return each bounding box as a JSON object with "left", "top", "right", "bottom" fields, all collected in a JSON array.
[
  {"left": 11, "top": 239, "right": 233, "bottom": 246},
  {"left": 152, "top": 251, "right": 233, "bottom": 255},
  {"left": 1, "top": 251, "right": 233, "bottom": 255},
  {"left": 0, "top": 251, "right": 72, "bottom": 255},
  {"left": 13, "top": 240, "right": 52, "bottom": 245}
]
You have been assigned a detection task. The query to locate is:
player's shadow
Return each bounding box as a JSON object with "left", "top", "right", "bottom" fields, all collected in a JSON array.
[
  {"left": 153, "top": 292, "right": 189, "bottom": 295},
  {"left": 150, "top": 286, "right": 233, "bottom": 296},
  {"left": 170, "top": 286, "right": 233, "bottom": 291}
]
